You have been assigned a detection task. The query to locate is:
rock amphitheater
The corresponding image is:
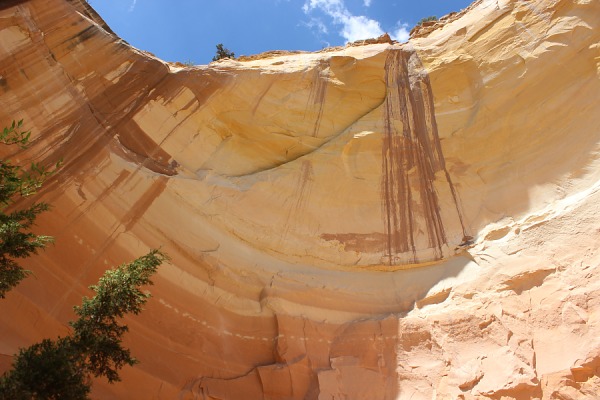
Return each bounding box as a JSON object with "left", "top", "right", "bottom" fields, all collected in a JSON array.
[{"left": 0, "top": 0, "right": 599, "bottom": 398}]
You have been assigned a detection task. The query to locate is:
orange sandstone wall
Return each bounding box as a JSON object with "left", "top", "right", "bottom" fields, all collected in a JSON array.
[{"left": 0, "top": 0, "right": 599, "bottom": 398}]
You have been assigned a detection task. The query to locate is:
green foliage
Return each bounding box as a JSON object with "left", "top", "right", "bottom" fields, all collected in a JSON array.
[
  {"left": 0, "top": 338, "right": 89, "bottom": 400},
  {"left": 0, "top": 203, "right": 52, "bottom": 298},
  {"left": 1, "top": 120, "right": 31, "bottom": 148},
  {"left": 416, "top": 16, "right": 438, "bottom": 26},
  {"left": 70, "top": 249, "right": 168, "bottom": 383},
  {"left": 0, "top": 120, "right": 58, "bottom": 298},
  {"left": 212, "top": 43, "right": 235, "bottom": 61},
  {"left": 0, "top": 250, "right": 169, "bottom": 399},
  {"left": 0, "top": 121, "right": 168, "bottom": 397}
]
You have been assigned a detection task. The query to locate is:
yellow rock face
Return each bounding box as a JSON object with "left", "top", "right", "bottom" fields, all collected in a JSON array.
[{"left": 1, "top": 0, "right": 600, "bottom": 398}]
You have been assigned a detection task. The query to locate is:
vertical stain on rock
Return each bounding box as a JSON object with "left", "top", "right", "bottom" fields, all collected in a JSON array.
[
  {"left": 281, "top": 160, "right": 314, "bottom": 243},
  {"left": 123, "top": 176, "right": 168, "bottom": 231},
  {"left": 306, "top": 61, "right": 329, "bottom": 138},
  {"left": 70, "top": 169, "right": 132, "bottom": 223},
  {"left": 86, "top": 176, "right": 169, "bottom": 269},
  {"left": 381, "top": 49, "right": 467, "bottom": 266}
]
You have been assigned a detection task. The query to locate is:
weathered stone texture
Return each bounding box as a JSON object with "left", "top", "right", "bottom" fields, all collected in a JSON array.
[{"left": 1, "top": 0, "right": 599, "bottom": 398}]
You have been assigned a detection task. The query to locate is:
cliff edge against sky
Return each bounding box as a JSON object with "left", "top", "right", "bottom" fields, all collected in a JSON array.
[{"left": 1, "top": 0, "right": 599, "bottom": 398}]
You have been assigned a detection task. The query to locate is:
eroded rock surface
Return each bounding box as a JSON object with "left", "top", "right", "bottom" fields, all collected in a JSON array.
[{"left": 0, "top": 0, "right": 599, "bottom": 398}]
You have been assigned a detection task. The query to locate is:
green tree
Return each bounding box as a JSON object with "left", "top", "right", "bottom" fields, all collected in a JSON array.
[
  {"left": 212, "top": 43, "right": 235, "bottom": 61},
  {"left": 0, "top": 249, "right": 169, "bottom": 399},
  {"left": 69, "top": 249, "right": 168, "bottom": 383},
  {"left": 0, "top": 120, "right": 57, "bottom": 298},
  {"left": 0, "top": 121, "right": 169, "bottom": 398},
  {"left": 416, "top": 16, "right": 438, "bottom": 26},
  {"left": 0, "top": 338, "right": 89, "bottom": 400}
]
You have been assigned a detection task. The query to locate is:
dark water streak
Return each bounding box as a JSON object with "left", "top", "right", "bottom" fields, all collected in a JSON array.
[
  {"left": 306, "top": 61, "right": 329, "bottom": 138},
  {"left": 381, "top": 49, "right": 467, "bottom": 266}
]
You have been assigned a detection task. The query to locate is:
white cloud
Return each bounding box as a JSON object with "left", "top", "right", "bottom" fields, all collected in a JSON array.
[
  {"left": 341, "top": 15, "right": 383, "bottom": 42},
  {"left": 302, "top": 17, "right": 329, "bottom": 35},
  {"left": 363, "top": 0, "right": 372, "bottom": 6},
  {"left": 303, "top": 0, "right": 384, "bottom": 42},
  {"left": 128, "top": 0, "right": 137, "bottom": 12},
  {"left": 391, "top": 23, "right": 410, "bottom": 42}
]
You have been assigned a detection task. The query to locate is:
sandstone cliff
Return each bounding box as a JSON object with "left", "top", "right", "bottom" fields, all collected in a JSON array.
[{"left": 1, "top": 0, "right": 599, "bottom": 398}]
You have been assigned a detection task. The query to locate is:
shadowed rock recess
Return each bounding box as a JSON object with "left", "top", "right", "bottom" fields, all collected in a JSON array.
[{"left": 1, "top": 0, "right": 600, "bottom": 398}]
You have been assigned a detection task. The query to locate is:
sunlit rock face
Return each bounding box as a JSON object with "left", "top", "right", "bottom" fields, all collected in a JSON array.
[{"left": 1, "top": 0, "right": 600, "bottom": 398}]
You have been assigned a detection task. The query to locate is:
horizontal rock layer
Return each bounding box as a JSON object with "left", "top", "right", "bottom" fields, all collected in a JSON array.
[{"left": 0, "top": 0, "right": 599, "bottom": 398}]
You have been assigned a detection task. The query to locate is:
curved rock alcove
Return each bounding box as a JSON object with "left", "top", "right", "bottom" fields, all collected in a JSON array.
[{"left": 1, "top": 0, "right": 600, "bottom": 398}]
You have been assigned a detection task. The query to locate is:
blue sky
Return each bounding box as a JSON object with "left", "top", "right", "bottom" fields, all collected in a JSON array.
[{"left": 88, "top": 0, "right": 473, "bottom": 65}]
